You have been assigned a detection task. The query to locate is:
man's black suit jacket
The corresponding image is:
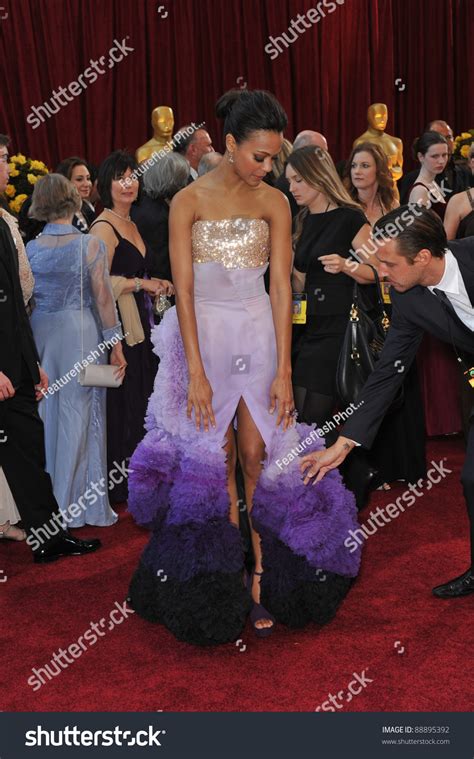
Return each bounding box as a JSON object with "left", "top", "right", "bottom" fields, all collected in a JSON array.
[
  {"left": 343, "top": 237, "right": 474, "bottom": 448},
  {"left": 0, "top": 217, "right": 40, "bottom": 387},
  {"left": 131, "top": 193, "right": 172, "bottom": 281}
]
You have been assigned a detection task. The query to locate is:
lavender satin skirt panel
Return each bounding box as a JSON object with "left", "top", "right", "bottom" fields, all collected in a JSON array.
[{"left": 193, "top": 262, "right": 277, "bottom": 448}]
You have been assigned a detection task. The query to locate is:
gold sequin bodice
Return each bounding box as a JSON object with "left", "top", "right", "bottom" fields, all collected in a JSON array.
[{"left": 191, "top": 218, "right": 270, "bottom": 269}]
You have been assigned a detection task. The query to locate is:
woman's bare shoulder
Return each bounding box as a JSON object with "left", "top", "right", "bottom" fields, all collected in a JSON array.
[
  {"left": 446, "top": 190, "right": 471, "bottom": 212},
  {"left": 258, "top": 182, "right": 291, "bottom": 220},
  {"left": 89, "top": 215, "right": 117, "bottom": 239}
]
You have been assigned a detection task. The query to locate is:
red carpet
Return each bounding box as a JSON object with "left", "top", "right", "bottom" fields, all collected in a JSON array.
[{"left": 3, "top": 438, "right": 473, "bottom": 712}]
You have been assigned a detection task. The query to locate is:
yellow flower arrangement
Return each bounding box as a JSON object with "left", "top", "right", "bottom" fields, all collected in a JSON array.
[
  {"left": 10, "top": 153, "right": 27, "bottom": 165},
  {"left": 29, "top": 159, "right": 47, "bottom": 172},
  {"left": 2, "top": 152, "right": 49, "bottom": 214},
  {"left": 453, "top": 129, "right": 474, "bottom": 161},
  {"left": 9, "top": 193, "right": 28, "bottom": 214}
]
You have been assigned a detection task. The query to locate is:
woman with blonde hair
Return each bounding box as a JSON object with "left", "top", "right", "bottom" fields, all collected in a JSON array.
[
  {"left": 286, "top": 146, "right": 374, "bottom": 427},
  {"left": 269, "top": 137, "right": 293, "bottom": 182}
]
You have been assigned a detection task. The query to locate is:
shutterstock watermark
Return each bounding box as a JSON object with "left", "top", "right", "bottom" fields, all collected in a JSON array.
[
  {"left": 344, "top": 459, "right": 452, "bottom": 552},
  {"left": 348, "top": 183, "right": 453, "bottom": 272},
  {"left": 315, "top": 668, "right": 373, "bottom": 711},
  {"left": 27, "top": 38, "right": 134, "bottom": 129},
  {"left": 265, "top": 0, "right": 345, "bottom": 60},
  {"left": 25, "top": 459, "right": 132, "bottom": 551},
  {"left": 27, "top": 599, "right": 135, "bottom": 691},
  {"left": 25, "top": 726, "right": 165, "bottom": 748}
]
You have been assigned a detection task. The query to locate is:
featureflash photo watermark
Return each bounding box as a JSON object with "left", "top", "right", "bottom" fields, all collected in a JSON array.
[
  {"left": 120, "top": 121, "right": 206, "bottom": 189},
  {"left": 276, "top": 401, "right": 364, "bottom": 471},
  {"left": 41, "top": 331, "right": 124, "bottom": 399}
]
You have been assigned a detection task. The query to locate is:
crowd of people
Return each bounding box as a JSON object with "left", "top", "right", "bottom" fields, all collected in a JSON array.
[{"left": 1, "top": 91, "right": 473, "bottom": 645}]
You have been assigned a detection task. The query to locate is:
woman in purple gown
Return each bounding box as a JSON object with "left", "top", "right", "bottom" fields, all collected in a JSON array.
[{"left": 128, "top": 90, "right": 362, "bottom": 645}]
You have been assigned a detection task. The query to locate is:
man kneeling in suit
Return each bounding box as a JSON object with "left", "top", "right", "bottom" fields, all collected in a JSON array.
[{"left": 301, "top": 206, "right": 474, "bottom": 599}]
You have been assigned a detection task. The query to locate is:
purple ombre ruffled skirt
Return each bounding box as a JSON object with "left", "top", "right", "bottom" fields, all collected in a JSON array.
[{"left": 127, "top": 261, "right": 361, "bottom": 645}]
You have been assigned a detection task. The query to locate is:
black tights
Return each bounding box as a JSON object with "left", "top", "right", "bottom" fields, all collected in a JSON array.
[{"left": 293, "top": 387, "right": 335, "bottom": 437}]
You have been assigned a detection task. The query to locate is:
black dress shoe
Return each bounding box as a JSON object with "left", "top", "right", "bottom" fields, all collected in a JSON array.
[
  {"left": 34, "top": 534, "right": 101, "bottom": 563},
  {"left": 432, "top": 569, "right": 474, "bottom": 598}
]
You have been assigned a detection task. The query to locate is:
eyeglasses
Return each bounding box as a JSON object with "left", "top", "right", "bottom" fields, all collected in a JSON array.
[{"left": 0, "top": 154, "right": 9, "bottom": 164}]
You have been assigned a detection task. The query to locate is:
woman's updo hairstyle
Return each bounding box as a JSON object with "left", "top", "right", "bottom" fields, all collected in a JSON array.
[
  {"left": 412, "top": 130, "right": 448, "bottom": 160},
  {"left": 215, "top": 89, "right": 287, "bottom": 144}
]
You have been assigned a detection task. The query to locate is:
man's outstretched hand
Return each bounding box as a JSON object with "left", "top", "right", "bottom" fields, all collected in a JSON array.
[{"left": 300, "top": 436, "right": 356, "bottom": 484}]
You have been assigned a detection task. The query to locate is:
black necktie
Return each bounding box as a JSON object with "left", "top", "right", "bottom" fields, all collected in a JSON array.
[{"left": 432, "top": 287, "right": 468, "bottom": 331}]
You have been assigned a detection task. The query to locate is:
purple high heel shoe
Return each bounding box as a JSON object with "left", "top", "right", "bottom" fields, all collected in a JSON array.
[{"left": 247, "top": 569, "right": 275, "bottom": 638}]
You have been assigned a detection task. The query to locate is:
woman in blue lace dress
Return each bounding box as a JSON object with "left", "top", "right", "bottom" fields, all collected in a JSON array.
[{"left": 27, "top": 174, "right": 126, "bottom": 527}]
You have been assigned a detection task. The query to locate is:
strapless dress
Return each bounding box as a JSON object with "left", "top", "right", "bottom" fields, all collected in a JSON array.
[{"left": 127, "top": 218, "right": 361, "bottom": 645}]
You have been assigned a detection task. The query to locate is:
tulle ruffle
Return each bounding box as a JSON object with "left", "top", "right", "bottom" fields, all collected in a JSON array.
[{"left": 127, "top": 307, "right": 362, "bottom": 644}]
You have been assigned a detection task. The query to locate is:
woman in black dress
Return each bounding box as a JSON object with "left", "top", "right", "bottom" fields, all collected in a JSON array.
[
  {"left": 90, "top": 151, "right": 174, "bottom": 503},
  {"left": 344, "top": 143, "right": 426, "bottom": 487},
  {"left": 286, "top": 146, "right": 380, "bottom": 507},
  {"left": 444, "top": 187, "right": 474, "bottom": 240},
  {"left": 409, "top": 132, "right": 449, "bottom": 219},
  {"left": 286, "top": 146, "right": 375, "bottom": 425},
  {"left": 409, "top": 133, "right": 462, "bottom": 437}
]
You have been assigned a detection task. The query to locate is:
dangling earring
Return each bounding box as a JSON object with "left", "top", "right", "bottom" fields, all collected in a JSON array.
[{"left": 227, "top": 151, "right": 234, "bottom": 164}]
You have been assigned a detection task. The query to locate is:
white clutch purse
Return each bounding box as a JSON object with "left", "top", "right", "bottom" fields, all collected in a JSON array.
[
  {"left": 78, "top": 365, "right": 123, "bottom": 388},
  {"left": 79, "top": 236, "right": 124, "bottom": 390}
]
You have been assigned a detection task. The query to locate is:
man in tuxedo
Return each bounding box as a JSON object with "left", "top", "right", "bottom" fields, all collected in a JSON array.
[
  {"left": 300, "top": 207, "right": 474, "bottom": 598},
  {"left": 0, "top": 215, "right": 101, "bottom": 562}
]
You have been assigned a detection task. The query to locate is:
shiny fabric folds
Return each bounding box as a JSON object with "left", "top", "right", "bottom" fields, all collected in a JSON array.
[{"left": 128, "top": 218, "right": 362, "bottom": 645}]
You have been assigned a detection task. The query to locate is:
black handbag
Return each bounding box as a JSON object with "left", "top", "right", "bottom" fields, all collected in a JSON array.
[{"left": 336, "top": 266, "right": 403, "bottom": 410}]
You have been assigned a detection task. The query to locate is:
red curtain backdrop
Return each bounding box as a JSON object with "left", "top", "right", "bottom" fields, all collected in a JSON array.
[{"left": 0, "top": 0, "right": 471, "bottom": 170}]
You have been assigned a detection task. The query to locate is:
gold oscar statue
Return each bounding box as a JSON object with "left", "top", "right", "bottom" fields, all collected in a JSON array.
[
  {"left": 136, "top": 106, "right": 174, "bottom": 164},
  {"left": 353, "top": 103, "right": 403, "bottom": 184}
]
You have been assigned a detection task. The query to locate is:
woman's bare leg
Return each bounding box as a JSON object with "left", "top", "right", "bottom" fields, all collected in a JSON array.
[
  {"left": 223, "top": 423, "right": 239, "bottom": 527},
  {"left": 236, "top": 398, "right": 273, "bottom": 630}
]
